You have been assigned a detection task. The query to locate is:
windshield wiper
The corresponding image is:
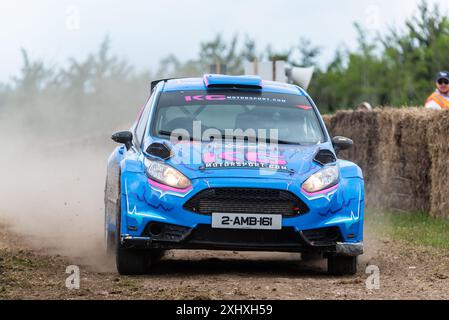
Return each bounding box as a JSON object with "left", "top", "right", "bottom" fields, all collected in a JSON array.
[
  {"left": 158, "top": 130, "right": 195, "bottom": 141},
  {"left": 159, "top": 130, "right": 302, "bottom": 145},
  {"left": 273, "top": 139, "right": 302, "bottom": 145},
  {"left": 221, "top": 135, "right": 302, "bottom": 146}
]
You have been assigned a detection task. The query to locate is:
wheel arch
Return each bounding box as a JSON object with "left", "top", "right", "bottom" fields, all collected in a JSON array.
[{"left": 105, "top": 146, "right": 126, "bottom": 246}]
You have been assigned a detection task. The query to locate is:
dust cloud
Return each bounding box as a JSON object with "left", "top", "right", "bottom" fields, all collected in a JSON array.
[{"left": 0, "top": 107, "right": 129, "bottom": 270}]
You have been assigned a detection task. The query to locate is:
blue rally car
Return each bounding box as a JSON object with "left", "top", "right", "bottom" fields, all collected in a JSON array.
[{"left": 105, "top": 74, "right": 364, "bottom": 276}]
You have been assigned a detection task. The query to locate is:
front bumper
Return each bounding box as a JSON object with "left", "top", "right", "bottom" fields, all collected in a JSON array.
[
  {"left": 118, "top": 174, "right": 365, "bottom": 257},
  {"left": 120, "top": 222, "right": 364, "bottom": 256}
]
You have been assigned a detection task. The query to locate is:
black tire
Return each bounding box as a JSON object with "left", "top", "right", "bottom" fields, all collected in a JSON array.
[
  {"left": 301, "top": 252, "right": 323, "bottom": 262},
  {"left": 110, "top": 170, "right": 163, "bottom": 275},
  {"left": 105, "top": 194, "right": 119, "bottom": 257},
  {"left": 150, "top": 249, "right": 166, "bottom": 262},
  {"left": 327, "top": 256, "right": 358, "bottom": 276},
  {"left": 116, "top": 247, "right": 151, "bottom": 275},
  {"left": 106, "top": 232, "right": 116, "bottom": 257},
  {"left": 104, "top": 169, "right": 120, "bottom": 258},
  {"left": 113, "top": 179, "right": 150, "bottom": 275}
]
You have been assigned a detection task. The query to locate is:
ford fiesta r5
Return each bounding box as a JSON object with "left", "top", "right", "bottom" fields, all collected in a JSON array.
[{"left": 105, "top": 74, "right": 364, "bottom": 276}]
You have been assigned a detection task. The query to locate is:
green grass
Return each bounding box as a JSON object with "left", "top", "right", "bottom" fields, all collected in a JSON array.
[{"left": 366, "top": 208, "right": 449, "bottom": 249}]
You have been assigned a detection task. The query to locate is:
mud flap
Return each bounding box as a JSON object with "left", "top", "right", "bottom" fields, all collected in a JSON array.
[{"left": 335, "top": 242, "right": 364, "bottom": 256}]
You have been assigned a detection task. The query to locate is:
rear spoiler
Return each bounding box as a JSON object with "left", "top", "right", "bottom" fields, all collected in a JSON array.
[{"left": 151, "top": 78, "right": 178, "bottom": 93}]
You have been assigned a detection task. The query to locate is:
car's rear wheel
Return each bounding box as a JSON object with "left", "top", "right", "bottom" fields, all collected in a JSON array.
[
  {"left": 105, "top": 170, "right": 120, "bottom": 257},
  {"left": 106, "top": 232, "right": 116, "bottom": 257},
  {"left": 105, "top": 195, "right": 118, "bottom": 257},
  {"left": 327, "top": 256, "right": 358, "bottom": 276}
]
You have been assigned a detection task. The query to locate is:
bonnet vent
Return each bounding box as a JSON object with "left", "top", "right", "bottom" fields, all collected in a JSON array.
[
  {"left": 146, "top": 142, "right": 173, "bottom": 160},
  {"left": 314, "top": 149, "right": 337, "bottom": 165}
]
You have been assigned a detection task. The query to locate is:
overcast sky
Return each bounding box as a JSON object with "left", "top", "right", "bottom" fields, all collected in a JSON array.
[{"left": 1, "top": 0, "right": 448, "bottom": 82}]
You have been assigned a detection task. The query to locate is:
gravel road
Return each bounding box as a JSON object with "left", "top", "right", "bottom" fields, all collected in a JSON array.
[{"left": 1, "top": 222, "right": 449, "bottom": 300}]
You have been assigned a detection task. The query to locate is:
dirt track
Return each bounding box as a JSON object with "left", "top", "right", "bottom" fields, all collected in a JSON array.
[{"left": 1, "top": 221, "right": 449, "bottom": 300}]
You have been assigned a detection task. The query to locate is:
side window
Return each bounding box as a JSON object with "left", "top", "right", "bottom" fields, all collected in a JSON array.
[{"left": 135, "top": 94, "right": 155, "bottom": 146}]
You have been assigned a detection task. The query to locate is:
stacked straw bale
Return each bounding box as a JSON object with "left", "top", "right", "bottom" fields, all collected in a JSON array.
[
  {"left": 323, "top": 108, "right": 445, "bottom": 217},
  {"left": 427, "top": 111, "right": 449, "bottom": 218}
]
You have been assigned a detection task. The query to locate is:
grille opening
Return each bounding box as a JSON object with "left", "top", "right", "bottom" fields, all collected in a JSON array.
[
  {"left": 142, "top": 223, "right": 191, "bottom": 242},
  {"left": 183, "top": 188, "right": 309, "bottom": 217},
  {"left": 188, "top": 225, "right": 305, "bottom": 246}
]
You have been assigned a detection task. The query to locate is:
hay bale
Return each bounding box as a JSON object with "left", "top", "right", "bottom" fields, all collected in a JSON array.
[
  {"left": 326, "top": 108, "right": 435, "bottom": 213},
  {"left": 368, "top": 109, "right": 396, "bottom": 208},
  {"left": 427, "top": 110, "right": 449, "bottom": 218},
  {"left": 376, "top": 108, "right": 433, "bottom": 212},
  {"left": 321, "top": 114, "right": 332, "bottom": 132},
  {"left": 328, "top": 109, "right": 381, "bottom": 207}
]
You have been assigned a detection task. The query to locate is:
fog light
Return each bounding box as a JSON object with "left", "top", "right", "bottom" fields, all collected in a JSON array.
[{"left": 149, "top": 223, "right": 163, "bottom": 236}]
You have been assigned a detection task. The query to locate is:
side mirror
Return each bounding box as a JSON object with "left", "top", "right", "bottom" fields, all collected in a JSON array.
[
  {"left": 332, "top": 136, "right": 353, "bottom": 154},
  {"left": 112, "top": 131, "right": 133, "bottom": 150}
]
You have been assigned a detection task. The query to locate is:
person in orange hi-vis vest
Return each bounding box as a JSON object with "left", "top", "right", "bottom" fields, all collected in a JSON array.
[{"left": 425, "top": 71, "right": 449, "bottom": 110}]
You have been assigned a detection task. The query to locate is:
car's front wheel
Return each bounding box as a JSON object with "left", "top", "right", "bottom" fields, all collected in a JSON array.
[
  {"left": 327, "top": 256, "right": 358, "bottom": 276},
  {"left": 301, "top": 252, "right": 323, "bottom": 262},
  {"left": 116, "top": 247, "right": 151, "bottom": 275}
]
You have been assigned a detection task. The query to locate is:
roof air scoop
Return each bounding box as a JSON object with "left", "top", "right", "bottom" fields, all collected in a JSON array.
[
  {"left": 314, "top": 149, "right": 337, "bottom": 166},
  {"left": 203, "top": 74, "right": 263, "bottom": 90}
]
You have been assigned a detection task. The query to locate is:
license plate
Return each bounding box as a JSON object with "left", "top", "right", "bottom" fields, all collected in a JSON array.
[{"left": 212, "top": 213, "right": 282, "bottom": 230}]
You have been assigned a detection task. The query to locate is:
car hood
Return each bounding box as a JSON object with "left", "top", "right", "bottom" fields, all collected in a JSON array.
[{"left": 153, "top": 140, "right": 329, "bottom": 182}]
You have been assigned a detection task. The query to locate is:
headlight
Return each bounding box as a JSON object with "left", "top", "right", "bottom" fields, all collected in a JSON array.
[
  {"left": 144, "top": 158, "right": 191, "bottom": 189},
  {"left": 302, "top": 166, "right": 339, "bottom": 193}
]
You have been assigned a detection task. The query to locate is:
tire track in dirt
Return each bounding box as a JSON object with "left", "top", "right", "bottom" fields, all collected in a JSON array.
[{"left": 1, "top": 221, "right": 449, "bottom": 300}]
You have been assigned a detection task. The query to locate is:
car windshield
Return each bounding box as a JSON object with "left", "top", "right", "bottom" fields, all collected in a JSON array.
[{"left": 151, "top": 90, "right": 325, "bottom": 145}]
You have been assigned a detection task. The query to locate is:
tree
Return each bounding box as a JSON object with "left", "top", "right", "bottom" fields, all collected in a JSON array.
[
  {"left": 13, "top": 49, "right": 54, "bottom": 94},
  {"left": 199, "top": 34, "right": 244, "bottom": 74},
  {"left": 310, "top": 0, "right": 449, "bottom": 112},
  {"left": 296, "top": 37, "right": 321, "bottom": 67}
]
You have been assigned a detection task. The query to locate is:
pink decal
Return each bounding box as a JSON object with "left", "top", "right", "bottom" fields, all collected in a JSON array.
[
  {"left": 148, "top": 179, "right": 192, "bottom": 193},
  {"left": 203, "top": 152, "right": 216, "bottom": 164},
  {"left": 184, "top": 95, "right": 205, "bottom": 102},
  {"left": 204, "top": 151, "right": 288, "bottom": 165},
  {"left": 206, "top": 95, "right": 226, "bottom": 101},
  {"left": 246, "top": 152, "right": 287, "bottom": 165},
  {"left": 220, "top": 151, "right": 245, "bottom": 162},
  {"left": 204, "top": 151, "right": 288, "bottom": 166},
  {"left": 296, "top": 105, "right": 313, "bottom": 110},
  {"left": 302, "top": 184, "right": 339, "bottom": 197},
  {"left": 185, "top": 95, "right": 226, "bottom": 102},
  {"left": 245, "top": 152, "right": 258, "bottom": 163}
]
